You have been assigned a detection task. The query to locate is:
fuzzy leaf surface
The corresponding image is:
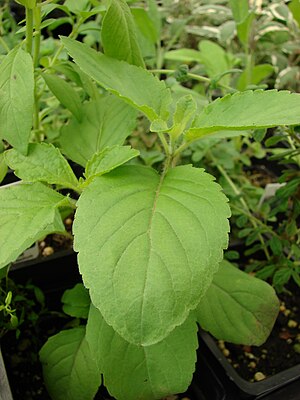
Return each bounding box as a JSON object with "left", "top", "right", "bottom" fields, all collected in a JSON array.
[
  {"left": 61, "top": 37, "right": 171, "bottom": 121},
  {"left": 0, "top": 48, "right": 34, "bottom": 154},
  {"left": 5, "top": 143, "right": 79, "bottom": 189},
  {"left": 85, "top": 145, "right": 139, "bottom": 180},
  {"left": 40, "top": 327, "right": 101, "bottom": 400},
  {"left": 74, "top": 165, "right": 230, "bottom": 345},
  {"left": 86, "top": 305, "right": 198, "bottom": 400},
  {"left": 0, "top": 182, "right": 67, "bottom": 269},
  {"left": 59, "top": 96, "right": 137, "bottom": 167},
  {"left": 101, "top": 0, "right": 145, "bottom": 67},
  {"left": 196, "top": 260, "right": 279, "bottom": 345},
  {"left": 186, "top": 90, "right": 300, "bottom": 141}
]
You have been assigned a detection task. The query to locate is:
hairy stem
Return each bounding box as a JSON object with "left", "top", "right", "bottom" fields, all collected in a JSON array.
[{"left": 25, "top": 7, "right": 33, "bottom": 54}]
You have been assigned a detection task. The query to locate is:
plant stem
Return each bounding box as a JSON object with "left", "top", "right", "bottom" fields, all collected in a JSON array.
[
  {"left": 150, "top": 69, "right": 236, "bottom": 92},
  {"left": 25, "top": 7, "right": 34, "bottom": 54},
  {"left": 157, "top": 132, "right": 170, "bottom": 156},
  {"left": 33, "top": 1, "right": 41, "bottom": 68}
]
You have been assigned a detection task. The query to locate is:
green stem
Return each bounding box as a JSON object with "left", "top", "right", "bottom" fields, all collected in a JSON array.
[
  {"left": 158, "top": 132, "right": 171, "bottom": 156},
  {"left": 150, "top": 69, "right": 236, "bottom": 92},
  {"left": 33, "top": 2, "right": 41, "bottom": 67},
  {"left": 25, "top": 7, "right": 34, "bottom": 54}
]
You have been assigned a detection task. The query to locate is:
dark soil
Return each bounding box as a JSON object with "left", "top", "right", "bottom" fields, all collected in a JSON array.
[{"left": 216, "top": 280, "right": 300, "bottom": 382}]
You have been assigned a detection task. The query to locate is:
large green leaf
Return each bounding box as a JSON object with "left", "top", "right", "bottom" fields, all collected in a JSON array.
[
  {"left": 74, "top": 165, "right": 230, "bottom": 345},
  {"left": 0, "top": 182, "right": 68, "bottom": 269},
  {"left": 186, "top": 90, "right": 300, "bottom": 141},
  {"left": 86, "top": 305, "right": 198, "bottom": 400},
  {"left": 196, "top": 260, "right": 279, "bottom": 345},
  {"left": 59, "top": 96, "right": 137, "bottom": 167},
  {"left": 5, "top": 143, "right": 79, "bottom": 190},
  {"left": 0, "top": 47, "right": 34, "bottom": 155},
  {"left": 40, "top": 327, "right": 101, "bottom": 400},
  {"left": 101, "top": 0, "right": 145, "bottom": 67},
  {"left": 61, "top": 37, "right": 171, "bottom": 121},
  {"left": 43, "top": 73, "right": 82, "bottom": 121}
]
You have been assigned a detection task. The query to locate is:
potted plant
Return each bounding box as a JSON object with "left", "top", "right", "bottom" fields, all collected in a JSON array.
[{"left": 1, "top": 1, "right": 300, "bottom": 399}]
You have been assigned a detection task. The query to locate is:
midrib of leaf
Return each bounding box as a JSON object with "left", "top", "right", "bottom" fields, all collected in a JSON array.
[
  {"left": 141, "top": 165, "right": 169, "bottom": 339},
  {"left": 117, "top": 2, "right": 134, "bottom": 65}
]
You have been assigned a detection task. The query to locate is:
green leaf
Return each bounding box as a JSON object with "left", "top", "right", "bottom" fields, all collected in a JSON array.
[
  {"left": 168, "top": 95, "right": 197, "bottom": 139},
  {"left": 61, "top": 37, "right": 172, "bottom": 121},
  {"left": 186, "top": 90, "right": 300, "bottom": 141},
  {"left": 196, "top": 260, "right": 279, "bottom": 345},
  {"left": 0, "top": 153, "right": 8, "bottom": 184},
  {"left": 43, "top": 73, "right": 82, "bottom": 121},
  {"left": 164, "top": 48, "right": 204, "bottom": 63},
  {"left": 131, "top": 7, "right": 158, "bottom": 44},
  {"left": 5, "top": 143, "right": 79, "bottom": 190},
  {"left": 59, "top": 96, "right": 137, "bottom": 167},
  {"left": 197, "top": 40, "right": 234, "bottom": 85},
  {"left": 63, "top": 0, "right": 89, "bottom": 13},
  {"left": 84, "top": 146, "right": 139, "bottom": 181},
  {"left": 237, "top": 64, "right": 274, "bottom": 91},
  {"left": 229, "top": 0, "right": 249, "bottom": 24},
  {"left": 62, "top": 284, "right": 90, "bottom": 319},
  {"left": 40, "top": 327, "right": 101, "bottom": 400},
  {"left": 289, "top": 0, "right": 300, "bottom": 26},
  {"left": 74, "top": 165, "right": 230, "bottom": 345},
  {"left": 0, "top": 182, "right": 68, "bottom": 269},
  {"left": 101, "top": 0, "right": 145, "bottom": 68},
  {"left": 86, "top": 304, "right": 198, "bottom": 400},
  {"left": 0, "top": 47, "right": 34, "bottom": 155}
]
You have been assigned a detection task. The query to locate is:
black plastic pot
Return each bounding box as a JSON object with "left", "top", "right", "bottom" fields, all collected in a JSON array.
[{"left": 199, "top": 330, "right": 300, "bottom": 399}]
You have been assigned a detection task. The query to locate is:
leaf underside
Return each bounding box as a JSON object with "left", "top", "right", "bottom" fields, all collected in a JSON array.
[
  {"left": 196, "top": 260, "right": 280, "bottom": 345},
  {"left": 86, "top": 305, "right": 198, "bottom": 400},
  {"left": 74, "top": 165, "right": 230, "bottom": 345}
]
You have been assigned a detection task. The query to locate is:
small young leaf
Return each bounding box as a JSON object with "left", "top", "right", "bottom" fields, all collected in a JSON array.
[
  {"left": 43, "top": 73, "right": 82, "bottom": 121},
  {"left": 40, "top": 327, "right": 101, "bottom": 400},
  {"left": 5, "top": 143, "right": 79, "bottom": 190},
  {"left": 62, "top": 284, "right": 90, "bottom": 319},
  {"left": 186, "top": 90, "right": 300, "bottom": 141},
  {"left": 168, "top": 95, "right": 197, "bottom": 139},
  {"left": 101, "top": 0, "right": 145, "bottom": 67},
  {"left": 196, "top": 260, "right": 279, "bottom": 345},
  {"left": 0, "top": 182, "right": 68, "bottom": 269},
  {"left": 74, "top": 165, "right": 230, "bottom": 345},
  {"left": 86, "top": 305, "right": 198, "bottom": 400},
  {"left": 268, "top": 236, "right": 283, "bottom": 256},
  {"left": 59, "top": 96, "right": 137, "bottom": 167},
  {"left": 61, "top": 37, "right": 172, "bottom": 121},
  {"left": 0, "top": 47, "right": 34, "bottom": 155},
  {"left": 84, "top": 146, "right": 139, "bottom": 180}
]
